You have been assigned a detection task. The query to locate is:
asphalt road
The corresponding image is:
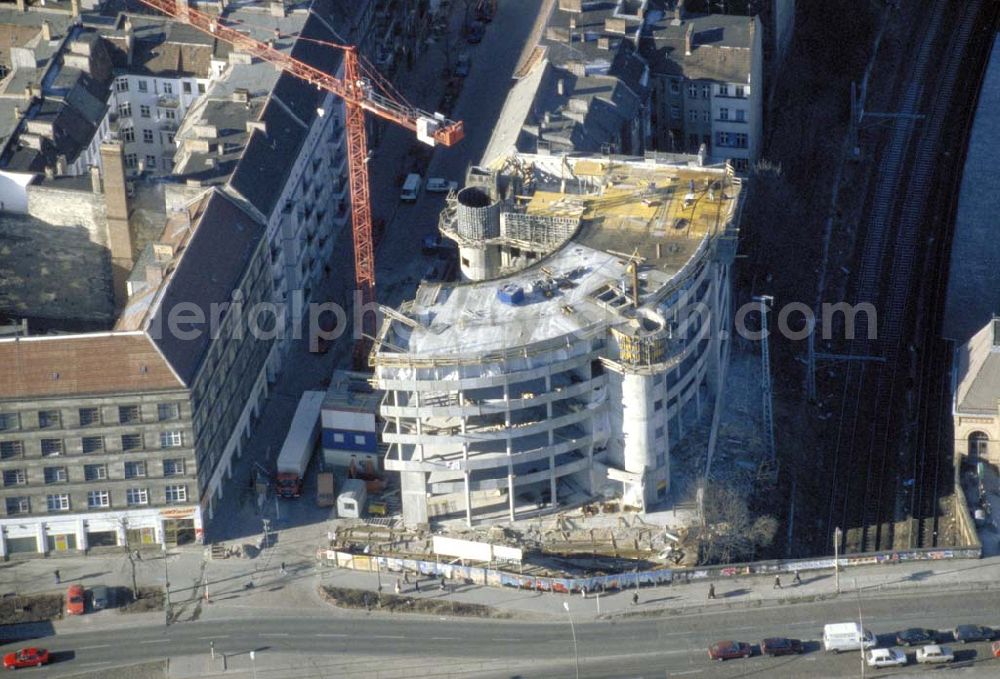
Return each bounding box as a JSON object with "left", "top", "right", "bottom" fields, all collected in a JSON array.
[{"left": 6, "top": 589, "right": 1000, "bottom": 678}]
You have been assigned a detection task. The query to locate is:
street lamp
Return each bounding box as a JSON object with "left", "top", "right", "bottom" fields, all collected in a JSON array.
[
  {"left": 562, "top": 601, "right": 580, "bottom": 679},
  {"left": 834, "top": 526, "right": 842, "bottom": 594},
  {"left": 250, "top": 650, "right": 257, "bottom": 679},
  {"left": 162, "top": 543, "right": 171, "bottom": 626}
]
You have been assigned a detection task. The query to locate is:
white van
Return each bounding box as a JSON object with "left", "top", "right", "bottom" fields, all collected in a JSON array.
[
  {"left": 401, "top": 173, "right": 422, "bottom": 202},
  {"left": 824, "top": 622, "right": 876, "bottom": 653}
]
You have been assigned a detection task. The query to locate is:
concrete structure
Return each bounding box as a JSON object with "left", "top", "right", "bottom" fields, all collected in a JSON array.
[
  {"left": 953, "top": 318, "right": 1000, "bottom": 467},
  {"left": 373, "top": 152, "right": 743, "bottom": 527}
]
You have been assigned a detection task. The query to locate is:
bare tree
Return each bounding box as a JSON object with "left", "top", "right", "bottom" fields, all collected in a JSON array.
[
  {"left": 699, "top": 483, "right": 778, "bottom": 565},
  {"left": 119, "top": 517, "right": 140, "bottom": 600}
]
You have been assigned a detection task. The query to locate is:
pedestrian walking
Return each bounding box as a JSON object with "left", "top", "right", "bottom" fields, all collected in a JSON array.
[
  {"left": 708, "top": 583, "right": 716, "bottom": 600},
  {"left": 403, "top": 571, "right": 410, "bottom": 585},
  {"left": 773, "top": 575, "right": 782, "bottom": 590},
  {"left": 793, "top": 570, "right": 801, "bottom": 586},
  {"left": 440, "top": 575, "right": 447, "bottom": 591},
  {"left": 632, "top": 592, "right": 639, "bottom": 606},
  {"left": 394, "top": 579, "right": 401, "bottom": 595},
  {"left": 280, "top": 561, "right": 287, "bottom": 575},
  {"left": 414, "top": 579, "right": 420, "bottom": 592},
  {"left": 53, "top": 570, "right": 60, "bottom": 585},
  {"left": 581, "top": 586, "right": 587, "bottom": 599}
]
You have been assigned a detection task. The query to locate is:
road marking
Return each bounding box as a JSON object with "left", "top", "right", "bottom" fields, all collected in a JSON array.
[
  {"left": 78, "top": 662, "right": 112, "bottom": 668},
  {"left": 314, "top": 633, "right": 349, "bottom": 637},
  {"left": 370, "top": 635, "right": 406, "bottom": 640},
  {"left": 431, "top": 636, "right": 461, "bottom": 640},
  {"left": 141, "top": 639, "right": 170, "bottom": 644},
  {"left": 203, "top": 635, "right": 230, "bottom": 640},
  {"left": 492, "top": 638, "right": 523, "bottom": 642},
  {"left": 670, "top": 671, "right": 703, "bottom": 676},
  {"left": 77, "top": 645, "right": 111, "bottom": 650},
  {"left": 261, "top": 633, "right": 290, "bottom": 637}
]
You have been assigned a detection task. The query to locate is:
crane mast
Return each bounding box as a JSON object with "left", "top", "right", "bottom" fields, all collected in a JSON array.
[{"left": 136, "top": 0, "right": 464, "bottom": 365}]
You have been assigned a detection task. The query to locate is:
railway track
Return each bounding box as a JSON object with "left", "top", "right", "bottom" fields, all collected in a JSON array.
[{"left": 823, "top": 0, "right": 987, "bottom": 556}]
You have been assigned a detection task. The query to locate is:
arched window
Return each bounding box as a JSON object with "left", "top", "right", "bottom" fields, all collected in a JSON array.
[{"left": 968, "top": 431, "right": 990, "bottom": 460}]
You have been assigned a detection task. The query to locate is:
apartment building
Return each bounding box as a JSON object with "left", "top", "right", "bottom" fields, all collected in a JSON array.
[
  {"left": 953, "top": 318, "right": 1000, "bottom": 467},
  {"left": 373, "top": 153, "right": 743, "bottom": 527}
]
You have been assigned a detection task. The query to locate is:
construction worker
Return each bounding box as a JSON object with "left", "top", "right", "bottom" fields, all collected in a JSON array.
[
  {"left": 280, "top": 561, "right": 287, "bottom": 575},
  {"left": 440, "top": 575, "right": 447, "bottom": 591}
]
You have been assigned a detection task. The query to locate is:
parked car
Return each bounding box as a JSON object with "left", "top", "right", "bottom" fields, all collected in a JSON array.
[
  {"left": 90, "top": 584, "right": 110, "bottom": 611},
  {"left": 865, "top": 648, "right": 907, "bottom": 669},
  {"left": 953, "top": 624, "right": 993, "bottom": 643},
  {"left": 708, "top": 640, "right": 752, "bottom": 661},
  {"left": 454, "top": 52, "right": 470, "bottom": 77},
  {"left": 895, "top": 628, "right": 936, "bottom": 646},
  {"left": 426, "top": 177, "right": 458, "bottom": 193},
  {"left": 466, "top": 21, "right": 485, "bottom": 44},
  {"left": 760, "top": 637, "right": 803, "bottom": 656},
  {"left": 2, "top": 648, "right": 49, "bottom": 669},
  {"left": 66, "top": 584, "right": 85, "bottom": 615},
  {"left": 916, "top": 644, "right": 954, "bottom": 664}
]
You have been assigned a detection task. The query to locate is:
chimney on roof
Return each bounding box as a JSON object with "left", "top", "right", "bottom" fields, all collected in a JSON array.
[
  {"left": 15, "top": 0, "right": 25, "bottom": 12},
  {"left": 176, "top": 0, "right": 190, "bottom": 22},
  {"left": 90, "top": 165, "right": 102, "bottom": 194},
  {"left": 685, "top": 23, "right": 694, "bottom": 56},
  {"left": 13, "top": 105, "right": 21, "bottom": 118},
  {"left": 55, "top": 155, "right": 67, "bottom": 175},
  {"left": 270, "top": 1, "right": 286, "bottom": 17},
  {"left": 100, "top": 141, "right": 134, "bottom": 311},
  {"left": 71, "top": 0, "right": 80, "bottom": 18},
  {"left": 145, "top": 260, "right": 164, "bottom": 288},
  {"left": 41, "top": 21, "right": 52, "bottom": 42},
  {"left": 674, "top": 0, "right": 685, "bottom": 24},
  {"left": 557, "top": 79, "right": 564, "bottom": 96},
  {"left": 232, "top": 88, "right": 250, "bottom": 103}
]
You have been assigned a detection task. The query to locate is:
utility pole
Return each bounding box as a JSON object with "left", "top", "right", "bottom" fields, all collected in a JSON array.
[
  {"left": 754, "top": 295, "right": 776, "bottom": 460},
  {"left": 855, "top": 578, "right": 866, "bottom": 679},
  {"left": 834, "top": 526, "right": 842, "bottom": 594},
  {"left": 162, "top": 544, "right": 171, "bottom": 626}
]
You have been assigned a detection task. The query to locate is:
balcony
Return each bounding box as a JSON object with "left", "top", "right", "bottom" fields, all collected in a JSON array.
[{"left": 158, "top": 94, "right": 180, "bottom": 109}]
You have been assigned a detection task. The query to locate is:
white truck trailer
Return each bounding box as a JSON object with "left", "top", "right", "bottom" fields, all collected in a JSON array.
[{"left": 275, "top": 391, "right": 325, "bottom": 499}]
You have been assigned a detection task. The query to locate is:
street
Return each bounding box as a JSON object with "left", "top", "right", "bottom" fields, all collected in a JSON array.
[{"left": 5, "top": 588, "right": 1000, "bottom": 677}]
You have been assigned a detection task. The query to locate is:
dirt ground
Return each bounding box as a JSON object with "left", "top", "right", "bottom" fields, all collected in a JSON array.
[{"left": 319, "top": 585, "right": 512, "bottom": 619}]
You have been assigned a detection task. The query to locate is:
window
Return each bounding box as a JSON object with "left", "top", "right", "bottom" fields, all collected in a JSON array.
[
  {"left": 166, "top": 133, "right": 175, "bottom": 145},
  {"left": 122, "top": 127, "right": 135, "bottom": 143},
  {"left": 140, "top": 104, "right": 151, "bottom": 118},
  {"left": 687, "top": 83, "right": 697, "bottom": 98},
  {"left": 735, "top": 132, "right": 748, "bottom": 148},
  {"left": 701, "top": 84, "right": 710, "bottom": 99},
  {"left": 87, "top": 490, "right": 110, "bottom": 509},
  {"left": 0, "top": 440, "right": 24, "bottom": 459},
  {"left": 47, "top": 494, "right": 70, "bottom": 512},
  {"left": 183, "top": 81, "right": 193, "bottom": 94},
  {"left": 158, "top": 403, "right": 180, "bottom": 421},
  {"left": 655, "top": 426, "right": 665, "bottom": 439},
  {"left": 163, "top": 82, "right": 173, "bottom": 94},
  {"left": 164, "top": 109, "right": 176, "bottom": 120},
  {"left": 332, "top": 433, "right": 344, "bottom": 443},
  {"left": 2, "top": 469, "right": 26, "bottom": 486},
  {"left": 82, "top": 436, "right": 104, "bottom": 454},
  {"left": 119, "top": 405, "right": 141, "bottom": 424},
  {"left": 84, "top": 464, "right": 108, "bottom": 481},
  {"left": 145, "top": 155, "right": 157, "bottom": 169},
  {"left": 354, "top": 435, "right": 366, "bottom": 446},
  {"left": 735, "top": 109, "right": 745, "bottom": 122},
  {"left": 160, "top": 431, "right": 182, "bottom": 448},
  {"left": 719, "top": 107, "right": 729, "bottom": 121},
  {"left": 687, "top": 109, "right": 698, "bottom": 122},
  {"left": 163, "top": 459, "right": 185, "bottom": 476},
  {"left": 197, "top": 83, "right": 206, "bottom": 94},
  {"left": 41, "top": 439, "right": 63, "bottom": 457},
  {"left": 718, "top": 131, "right": 731, "bottom": 147},
  {"left": 165, "top": 484, "right": 187, "bottom": 503},
  {"left": 38, "top": 410, "right": 60, "bottom": 428},
  {"left": 78, "top": 408, "right": 99, "bottom": 427},
  {"left": 137, "top": 79, "right": 148, "bottom": 93},
  {"left": 118, "top": 102, "right": 131, "bottom": 117},
  {"left": 6, "top": 497, "right": 30, "bottom": 515},
  {"left": 688, "top": 133, "right": 699, "bottom": 148},
  {"left": 702, "top": 110, "right": 710, "bottom": 122},
  {"left": 43, "top": 467, "right": 67, "bottom": 484},
  {"left": 143, "top": 129, "right": 154, "bottom": 143},
  {"left": 125, "top": 153, "right": 138, "bottom": 169},
  {"left": 669, "top": 79, "right": 680, "bottom": 94},
  {"left": 126, "top": 488, "right": 149, "bottom": 506},
  {"left": 121, "top": 434, "right": 142, "bottom": 451},
  {"left": 115, "top": 77, "right": 129, "bottom": 92},
  {"left": 670, "top": 105, "right": 680, "bottom": 120},
  {"left": 735, "top": 85, "right": 745, "bottom": 98},
  {"left": 732, "top": 157, "right": 749, "bottom": 171},
  {"left": 654, "top": 399, "right": 663, "bottom": 412},
  {"left": 124, "top": 461, "right": 147, "bottom": 479},
  {"left": 719, "top": 84, "right": 729, "bottom": 96},
  {"left": 0, "top": 413, "right": 18, "bottom": 430}
]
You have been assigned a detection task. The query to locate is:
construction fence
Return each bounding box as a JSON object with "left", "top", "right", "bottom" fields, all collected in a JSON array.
[{"left": 318, "top": 544, "right": 982, "bottom": 593}]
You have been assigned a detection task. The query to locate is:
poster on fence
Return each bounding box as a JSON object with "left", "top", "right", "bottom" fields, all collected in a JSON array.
[
  {"left": 336, "top": 552, "right": 353, "bottom": 569},
  {"left": 486, "top": 570, "right": 502, "bottom": 588},
  {"left": 353, "top": 554, "right": 371, "bottom": 571}
]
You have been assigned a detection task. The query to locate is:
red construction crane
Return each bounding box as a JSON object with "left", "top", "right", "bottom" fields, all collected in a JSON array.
[{"left": 136, "top": 0, "right": 464, "bottom": 366}]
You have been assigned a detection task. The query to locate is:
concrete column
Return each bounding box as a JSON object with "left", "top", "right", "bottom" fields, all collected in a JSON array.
[
  {"left": 401, "top": 471, "right": 428, "bottom": 527},
  {"left": 464, "top": 471, "right": 472, "bottom": 527},
  {"left": 549, "top": 453, "right": 557, "bottom": 507},
  {"left": 508, "top": 462, "right": 516, "bottom": 522},
  {"left": 36, "top": 523, "right": 47, "bottom": 554},
  {"left": 116, "top": 521, "right": 128, "bottom": 547},
  {"left": 0, "top": 529, "right": 7, "bottom": 558},
  {"left": 156, "top": 519, "right": 166, "bottom": 546},
  {"left": 76, "top": 519, "right": 88, "bottom": 552}
]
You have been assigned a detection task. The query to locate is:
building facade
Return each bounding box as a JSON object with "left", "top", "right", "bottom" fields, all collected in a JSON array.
[
  {"left": 953, "top": 318, "right": 1000, "bottom": 466},
  {"left": 373, "top": 152, "right": 743, "bottom": 527}
]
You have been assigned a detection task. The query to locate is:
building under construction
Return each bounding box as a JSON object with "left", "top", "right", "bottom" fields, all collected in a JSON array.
[{"left": 372, "top": 152, "right": 745, "bottom": 527}]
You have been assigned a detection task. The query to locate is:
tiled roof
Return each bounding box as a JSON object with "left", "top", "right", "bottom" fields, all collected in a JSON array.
[
  {"left": 639, "top": 12, "right": 753, "bottom": 83},
  {"left": 955, "top": 318, "right": 1000, "bottom": 414},
  {"left": 0, "top": 332, "right": 183, "bottom": 400}
]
